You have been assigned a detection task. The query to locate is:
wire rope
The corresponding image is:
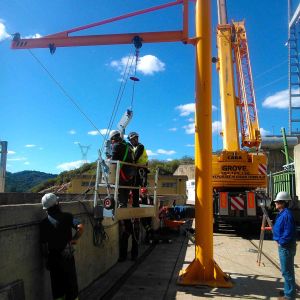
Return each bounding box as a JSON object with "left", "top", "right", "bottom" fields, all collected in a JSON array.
[{"left": 28, "top": 49, "right": 105, "bottom": 138}]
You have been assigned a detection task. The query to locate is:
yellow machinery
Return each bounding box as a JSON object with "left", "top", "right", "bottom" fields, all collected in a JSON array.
[{"left": 212, "top": 0, "right": 267, "bottom": 225}]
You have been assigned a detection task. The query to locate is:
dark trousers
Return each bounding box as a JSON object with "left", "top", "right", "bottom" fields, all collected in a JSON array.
[
  {"left": 48, "top": 254, "right": 78, "bottom": 300},
  {"left": 132, "top": 168, "right": 148, "bottom": 207},
  {"left": 119, "top": 219, "right": 139, "bottom": 260}
]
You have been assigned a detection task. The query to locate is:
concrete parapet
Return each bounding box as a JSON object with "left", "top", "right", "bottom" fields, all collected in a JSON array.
[{"left": 0, "top": 199, "right": 119, "bottom": 300}]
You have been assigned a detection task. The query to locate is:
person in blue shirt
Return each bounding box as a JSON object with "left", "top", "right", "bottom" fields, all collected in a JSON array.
[{"left": 272, "top": 191, "right": 297, "bottom": 300}]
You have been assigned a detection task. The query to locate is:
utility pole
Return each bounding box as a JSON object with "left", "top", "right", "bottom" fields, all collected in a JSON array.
[
  {"left": 78, "top": 143, "right": 90, "bottom": 163},
  {"left": 0, "top": 141, "right": 8, "bottom": 193}
]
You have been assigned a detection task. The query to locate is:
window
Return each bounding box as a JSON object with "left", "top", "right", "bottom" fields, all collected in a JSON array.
[{"left": 162, "top": 182, "right": 177, "bottom": 188}]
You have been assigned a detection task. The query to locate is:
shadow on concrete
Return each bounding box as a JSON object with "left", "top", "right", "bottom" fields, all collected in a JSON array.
[{"left": 169, "top": 273, "right": 285, "bottom": 299}]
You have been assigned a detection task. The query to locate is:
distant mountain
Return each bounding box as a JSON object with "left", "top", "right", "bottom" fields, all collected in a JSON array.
[{"left": 5, "top": 171, "right": 57, "bottom": 192}]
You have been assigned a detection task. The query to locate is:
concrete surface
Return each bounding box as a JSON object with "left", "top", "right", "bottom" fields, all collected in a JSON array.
[
  {"left": 0, "top": 200, "right": 119, "bottom": 300},
  {"left": 86, "top": 224, "right": 300, "bottom": 300}
]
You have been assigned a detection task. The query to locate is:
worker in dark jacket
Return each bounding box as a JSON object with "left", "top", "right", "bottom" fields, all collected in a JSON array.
[
  {"left": 140, "top": 187, "right": 154, "bottom": 243},
  {"left": 128, "top": 131, "right": 148, "bottom": 207},
  {"left": 109, "top": 130, "right": 139, "bottom": 262},
  {"left": 109, "top": 130, "right": 134, "bottom": 208},
  {"left": 273, "top": 191, "right": 297, "bottom": 300},
  {"left": 40, "top": 193, "right": 84, "bottom": 300}
]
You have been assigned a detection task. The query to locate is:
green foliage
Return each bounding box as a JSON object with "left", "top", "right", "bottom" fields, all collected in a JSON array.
[
  {"left": 148, "top": 156, "right": 194, "bottom": 175},
  {"left": 7, "top": 157, "right": 194, "bottom": 193},
  {"left": 5, "top": 171, "right": 57, "bottom": 192},
  {"left": 31, "top": 162, "right": 97, "bottom": 192}
]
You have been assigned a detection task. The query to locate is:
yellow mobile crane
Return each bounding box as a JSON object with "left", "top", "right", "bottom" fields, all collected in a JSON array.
[{"left": 212, "top": 0, "right": 267, "bottom": 227}]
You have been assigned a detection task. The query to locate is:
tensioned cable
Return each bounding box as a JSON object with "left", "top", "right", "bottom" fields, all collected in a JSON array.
[
  {"left": 254, "top": 60, "right": 287, "bottom": 80},
  {"left": 102, "top": 53, "right": 134, "bottom": 142},
  {"left": 255, "top": 75, "right": 287, "bottom": 92},
  {"left": 28, "top": 49, "right": 105, "bottom": 138},
  {"left": 101, "top": 52, "right": 136, "bottom": 153},
  {"left": 130, "top": 49, "right": 140, "bottom": 109}
]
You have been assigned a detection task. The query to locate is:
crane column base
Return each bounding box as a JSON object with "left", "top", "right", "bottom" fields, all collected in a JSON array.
[{"left": 177, "top": 258, "right": 233, "bottom": 288}]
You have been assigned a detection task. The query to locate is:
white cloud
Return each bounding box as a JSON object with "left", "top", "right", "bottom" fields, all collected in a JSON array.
[
  {"left": 176, "top": 104, "right": 217, "bottom": 117},
  {"left": 168, "top": 127, "right": 177, "bottom": 132},
  {"left": 166, "top": 158, "right": 173, "bottom": 162},
  {"left": 0, "top": 20, "right": 10, "bottom": 42},
  {"left": 176, "top": 103, "right": 195, "bottom": 116},
  {"left": 186, "top": 144, "right": 194, "bottom": 147},
  {"left": 212, "top": 121, "right": 222, "bottom": 134},
  {"left": 74, "top": 141, "right": 80, "bottom": 144},
  {"left": 187, "top": 118, "right": 194, "bottom": 122},
  {"left": 157, "top": 149, "right": 176, "bottom": 155},
  {"left": 262, "top": 89, "right": 300, "bottom": 109},
  {"left": 260, "top": 127, "right": 271, "bottom": 136},
  {"left": 25, "top": 144, "right": 36, "bottom": 148},
  {"left": 183, "top": 121, "right": 221, "bottom": 135},
  {"left": 146, "top": 150, "right": 158, "bottom": 156},
  {"left": 24, "top": 33, "right": 42, "bottom": 39},
  {"left": 183, "top": 123, "right": 195, "bottom": 134},
  {"left": 110, "top": 54, "right": 165, "bottom": 76},
  {"left": 88, "top": 129, "right": 108, "bottom": 136},
  {"left": 24, "top": 162, "right": 30, "bottom": 165},
  {"left": 7, "top": 150, "right": 16, "bottom": 155},
  {"left": 56, "top": 160, "right": 87, "bottom": 171},
  {"left": 88, "top": 130, "right": 100, "bottom": 136},
  {"left": 100, "top": 129, "right": 110, "bottom": 135},
  {"left": 7, "top": 157, "right": 27, "bottom": 161},
  {"left": 137, "top": 55, "right": 165, "bottom": 75},
  {"left": 68, "top": 129, "right": 76, "bottom": 135}
]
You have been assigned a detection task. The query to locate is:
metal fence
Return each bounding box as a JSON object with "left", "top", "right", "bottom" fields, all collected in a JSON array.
[{"left": 268, "top": 163, "right": 296, "bottom": 200}]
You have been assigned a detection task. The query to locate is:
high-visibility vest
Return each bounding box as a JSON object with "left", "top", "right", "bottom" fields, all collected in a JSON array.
[{"left": 134, "top": 146, "right": 148, "bottom": 165}]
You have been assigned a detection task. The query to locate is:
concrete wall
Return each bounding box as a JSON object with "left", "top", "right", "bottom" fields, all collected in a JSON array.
[
  {"left": 0, "top": 200, "right": 119, "bottom": 300},
  {"left": 295, "top": 144, "right": 300, "bottom": 199}
]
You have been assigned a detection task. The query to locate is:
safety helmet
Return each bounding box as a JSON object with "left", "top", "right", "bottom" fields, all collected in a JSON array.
[
  {"left": 41, "top": 193, "right": 59, "bottom": 210},
  {"left": 128, "top": 132, "right": 139, "bottom": 140},
  {"left": 274, "top": 191, "right": 292, "bottom": 202},
  {"left": 141, "top": 187, "right": 148, "bottom": 194},
  {"left": 109, "top": 130, "right": 121, "bottom": 140}
]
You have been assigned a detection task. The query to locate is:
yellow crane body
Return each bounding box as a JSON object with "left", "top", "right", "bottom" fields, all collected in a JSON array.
[
  {"left": 212, "top": 151, "right": 267, "bottom": 189},
  {"left": 213, "top": 1, "right": 267, "bottom": 224}
]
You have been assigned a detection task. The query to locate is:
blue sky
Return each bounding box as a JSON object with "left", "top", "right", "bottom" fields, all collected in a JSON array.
[{"left": 0, "top": 0, "right": 294, "bottom": 174}]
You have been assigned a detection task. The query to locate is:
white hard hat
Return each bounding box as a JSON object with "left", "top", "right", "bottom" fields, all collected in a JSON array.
[
  {"left": 274, "top": 191, "right": 292, "bottom": 202},
  {"left": 109, "top": 130, "right": 121, "bottom": 140},
  {"left": 41, "top": 193, "right": 59, "bottom": 209}
]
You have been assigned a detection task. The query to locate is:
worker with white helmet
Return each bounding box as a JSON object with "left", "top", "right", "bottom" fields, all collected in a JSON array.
[
  {"left": 128, "top": 131, "right": 149, "bottom": 207},
  {"left": 108, "top": 130, "right": 139, "bottom": 262},
  {"left": 40, "top": 193, "right": 84, "bottom": 300},
  {"left": 272, "top": 191, "right": 297, "bottom": 300}
]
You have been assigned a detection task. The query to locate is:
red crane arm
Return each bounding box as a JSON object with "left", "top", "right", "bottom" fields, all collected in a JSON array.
[{"left": 11, "top": 0, "right": 190, "bottom": 50}]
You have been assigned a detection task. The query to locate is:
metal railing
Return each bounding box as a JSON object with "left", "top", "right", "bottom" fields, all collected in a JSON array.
[{"left": 94, "top": 159, "right": 158, "bottom": 220}]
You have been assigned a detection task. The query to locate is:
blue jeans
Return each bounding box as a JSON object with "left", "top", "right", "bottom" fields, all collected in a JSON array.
[{"left": 278, "top": 242, "right": 297, "bottom": 299}]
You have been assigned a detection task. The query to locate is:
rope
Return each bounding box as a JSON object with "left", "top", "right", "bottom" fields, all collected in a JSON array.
[
  {"left": 27, "top": 49, "right": 105, "bottom": 138},
  {"left": 100, "top": 52, "right": 136, "bottom": 154}
]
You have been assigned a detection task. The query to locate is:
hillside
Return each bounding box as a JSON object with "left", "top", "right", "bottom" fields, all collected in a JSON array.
[
  {"left": 5, "top": 171, "right": 57, "bottom": 192},
  {"left": 4, "top": 156, "right": 195, "bottom": 193}
]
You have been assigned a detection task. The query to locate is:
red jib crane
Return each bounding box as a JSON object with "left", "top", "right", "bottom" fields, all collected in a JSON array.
[{"left": 11, "top": 0, "right": 232, "bottom": 288}]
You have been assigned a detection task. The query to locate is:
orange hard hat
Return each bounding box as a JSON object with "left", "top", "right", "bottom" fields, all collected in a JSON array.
[{"left": 141, "top": 187, "right": 147, "bottom": 194}]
